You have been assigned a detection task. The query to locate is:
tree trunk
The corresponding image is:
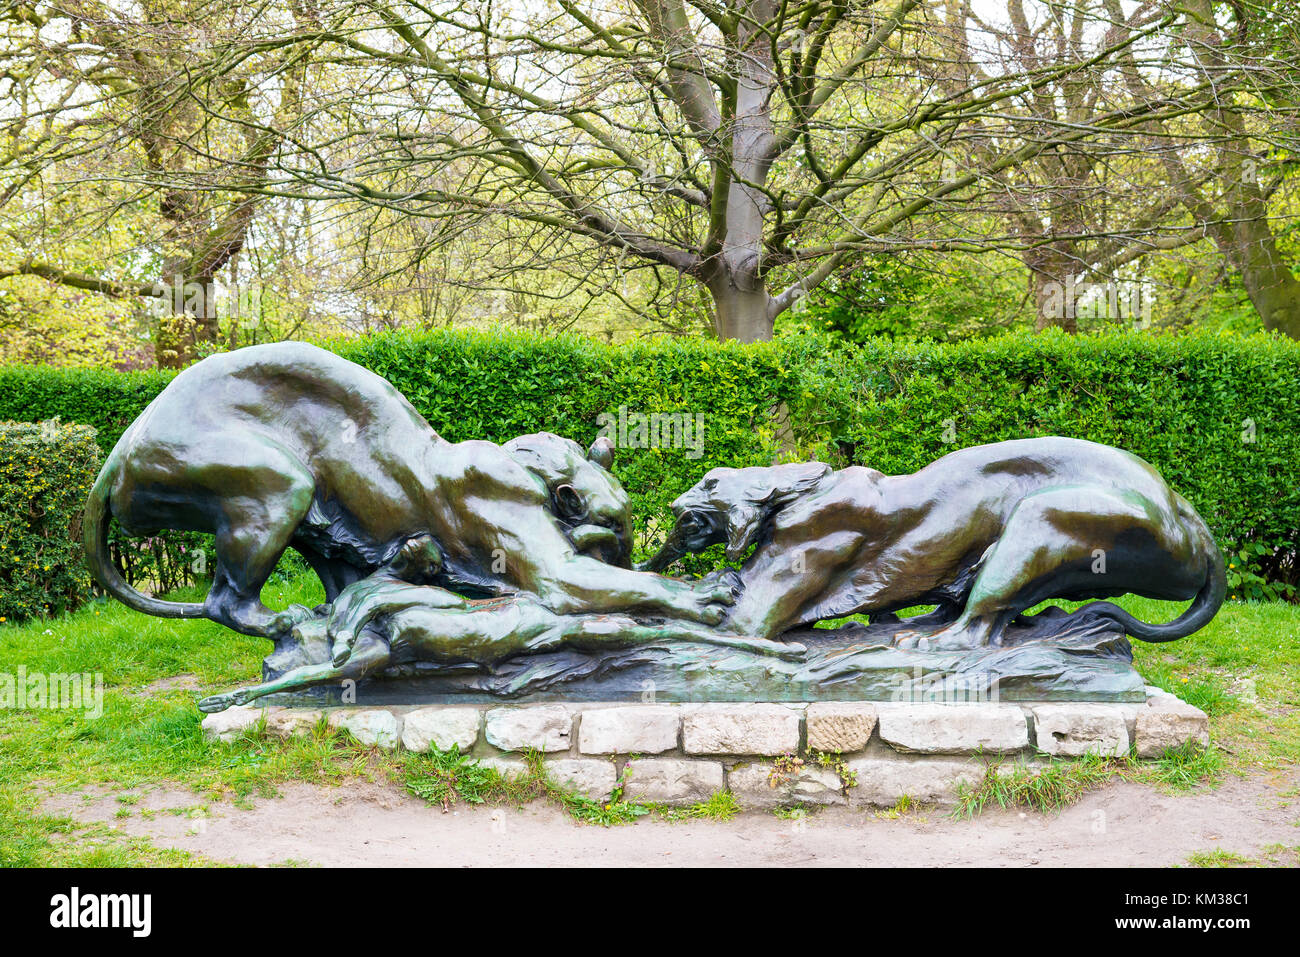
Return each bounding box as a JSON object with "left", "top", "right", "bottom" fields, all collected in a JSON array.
[
  {"left": 1027, "top": 245, "right": 1080, "bottom": 333},
  {"left": 1221, "top": 214, "right": 1300, "bottom": 339},
  {"left": 707, "top": 273, "right": 774, "bottom": 342},
  {"left": 705, "top": 0, "right": 777, "bottom": 344}
]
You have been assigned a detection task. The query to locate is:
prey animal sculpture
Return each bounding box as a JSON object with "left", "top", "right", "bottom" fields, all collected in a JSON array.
[{"left": 198, "top": 535, "right": 800, "bottom": 712}]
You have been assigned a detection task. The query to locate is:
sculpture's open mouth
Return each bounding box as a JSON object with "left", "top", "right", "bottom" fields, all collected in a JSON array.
[
  {"left": 640, "top": 508, "right": 723, "bottom": 571},
  {"left": 676, "top": 509, "right": 723, "bottom": 552}
]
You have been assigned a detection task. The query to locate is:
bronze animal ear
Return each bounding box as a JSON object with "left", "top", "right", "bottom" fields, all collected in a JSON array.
[
  {"left": 725, "top": 505, "right": 763, "bottom": 562},
  {"left": 554, "top": 483, "right": 585, "bottom": 520},
  {"left": 588, "top": 436, "right": 615, "bottom": 470}
]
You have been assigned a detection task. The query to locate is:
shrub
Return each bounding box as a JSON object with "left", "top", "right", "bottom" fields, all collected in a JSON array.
[
  {"left": 339, "top": 329, "right": 795, "bottom": 554},
  {"left": 0, "top": 419, "right": 100, "bottom": 620},
  {"left": 0, "top": 365, "right": 173, "bottom": 455}
]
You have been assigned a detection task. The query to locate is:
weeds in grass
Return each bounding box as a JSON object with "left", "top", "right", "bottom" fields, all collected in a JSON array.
[
  {"left": 403, "top": 747, "right": 651, "bottom": 826},
  {"left": 1184, "top": 849, "right": 1265, "bottom": 867},
  {"left": 1140, "top": 741, "right": 1223, "bottom": 791},
  {"left": 405, "top": 745, "right": 510, "bottom": 810},
  {"left": 649, "top": 790, "right": 742, "bottom": 821},
  {"left": 874, "top": 794, "right": 934, "bottom": 820},
  {"left": 1136, "top": 662, "right": 1237, "bottom": 716},
  {"left": 953, "top": 753, "right": 1127, "bottom": 818},
  {"left": 556, "top": 762, "right": 651, "bottom": 826},
  {"left": 953, "top": 739, "right": 1223, "bottom": 819}
]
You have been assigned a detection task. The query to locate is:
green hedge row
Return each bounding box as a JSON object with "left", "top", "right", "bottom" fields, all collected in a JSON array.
[
  {"left": 0, "top": 420, "right": 100, "bottom": 620},
  {"left": 0, "top": 328, "right": 1294, "bottom": 610},
  {"left": 0, "top": 366, "right": 175, "bottom": 454}
]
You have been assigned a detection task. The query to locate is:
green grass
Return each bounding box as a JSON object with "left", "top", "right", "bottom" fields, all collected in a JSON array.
[
  {"left": 953, "top": 754, "right": 1123, "bottom": 817},
  {"left": 1183, "top": 845, "right": 1300, "bottom": 868},
  {"left": 647, "top": 790, "right": 743, "bottom": 822},
  {"left": 952, "top": 735, "right": 1228, "bottom": 817},
  {"left": 405, "top": 745, "right": 518, "bottom": 810},
  {"left": 1123, "top": 596, "right": 1300, "bottom": 769},
  {"left": 404, "top": 748, "right": 653, "bottom": 826},
  {"left": 1, "top": 574, "right": 1297, "bottom": 863},
  {"left": 873, "top": 794, "right": 933, "bottom": 819}
]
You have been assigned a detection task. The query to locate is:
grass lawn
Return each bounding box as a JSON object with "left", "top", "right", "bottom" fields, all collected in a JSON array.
[{"left": 1, "top": 573, "right": 1296, "bottom": 866}]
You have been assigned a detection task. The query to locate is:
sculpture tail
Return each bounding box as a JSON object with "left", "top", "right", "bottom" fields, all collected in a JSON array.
[
  {"left": 1077, "top": 518, "right": 1227, "bottom": 643},
  {"left": 83, "top": 465, "right": 208, "bottom": 620}
]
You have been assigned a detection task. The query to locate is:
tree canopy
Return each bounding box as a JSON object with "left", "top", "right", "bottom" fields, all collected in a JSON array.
[{"left": 2, "top": 0, "right": 1298, "bottom": 364}]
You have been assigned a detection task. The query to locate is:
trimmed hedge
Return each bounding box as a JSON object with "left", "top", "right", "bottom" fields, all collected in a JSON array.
[
  {"left": 0, "top": 419, "right": 100, "bottom": 620},
  {"left": 0, "top": 366, "right": 174, "bottom": 454},
  {"left": 339, "top": 331, "right": 798, "bottom": 551},
  {"left": 0, "top": 328, "right": 1295, "bottom": 609}
]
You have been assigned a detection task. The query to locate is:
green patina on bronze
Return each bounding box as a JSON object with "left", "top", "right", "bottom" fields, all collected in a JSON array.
[
  {"left": 647, "top": 440, "right": 1226, "bottom": 650},
  {"left": 82, "top": 342, "right": 736, "bottom": 640},
  {"left": 79, "top": 343, "right": 1224, "bottom": 712}
]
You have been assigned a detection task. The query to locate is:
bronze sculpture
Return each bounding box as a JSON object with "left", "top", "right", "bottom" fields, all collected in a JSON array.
[
  {"left": 81, "top": 344, "right": 1224, "bottom": 710},
  {"left": 197, "top": 534, "right": 803, "bottom": 712},
  {"left": 83, "top": 343, "right": 735, "bottom": 639},
  {"left": 646, "top": 439, "right": 1225, "bottom": 650}
]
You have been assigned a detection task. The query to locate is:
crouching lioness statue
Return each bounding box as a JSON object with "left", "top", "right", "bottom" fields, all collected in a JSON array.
[
  {"left": 82, "top": 342, "right": 735, "bottom": 640},
  {"left": 646, "top": 437, "right": 1225, "bottom": 651}
]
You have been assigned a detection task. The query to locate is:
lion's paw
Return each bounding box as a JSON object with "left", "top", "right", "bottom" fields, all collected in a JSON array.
[{"left": 893, "top": 624, "right": 986, "bottom": 652}]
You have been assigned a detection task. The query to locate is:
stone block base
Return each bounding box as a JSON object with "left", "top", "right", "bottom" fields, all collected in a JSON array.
[{"left": 201, "top": 685, "right": 1208, "bottom": 807}]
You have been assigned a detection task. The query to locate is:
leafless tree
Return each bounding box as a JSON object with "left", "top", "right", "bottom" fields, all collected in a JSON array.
[
  {"left": 1105, "top": 0, "right": 1300, "bottom": 338},
  {"left": 4, "top": 0, "right": 1296, "bottom": 345},
  {"left": 180, "top": 0, "right": 1271, "bottom": 340}
]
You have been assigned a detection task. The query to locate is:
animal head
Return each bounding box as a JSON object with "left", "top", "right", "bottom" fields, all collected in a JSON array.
[
  {"left": 647, "top": 462, "right": 832, "bottom": 568},
  {"left": 502, "top": 432, "right": 632, "bottom": 566}
]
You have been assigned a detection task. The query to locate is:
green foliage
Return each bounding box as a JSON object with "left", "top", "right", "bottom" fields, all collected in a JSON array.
[
  {"left": 403, "top": 746, "right": 651, "bottom": 826},
  {"left": 106, "top": 528, "right": 209, "bottom": 598},
  {"left": 646, "top": 789, "right": 742, "bottom": 821},
  {"left": 1184, "top": 845, "right": 1300, "bottom": 868},
  {"left": 1225, "top": 542, "right": 1289, "bottom": 603},
  {"left": 405, "top": 744, "right": 510, "bottom": 810},
  {"left": 0, "top": 419, "right": 100, "bottom": 621},
  {"left": 953, "top": 735, "right": 1221, "bottom": 818},
  {"left": 0, "top": 327, "right": 1296, "bottom": 596},
  {"left": 337, "top": 329, "right": 796, "bottom": 556},
  {"left": 1145, "top": 740, "right": 1223, "bottom": 791},
  {"left": 0, "top": 364, "right": 174, "bottom": 455},
  {"left": 952, "top": 754, "right": 1126, "bottom": 817},
  {"left": 785, "top": 254, "right": 1029, "bottom": 341}
]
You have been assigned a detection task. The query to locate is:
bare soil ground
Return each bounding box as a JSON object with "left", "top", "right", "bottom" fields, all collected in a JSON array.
[{"left": 42, "top": 768, "right": 1300, "bottom": 867}]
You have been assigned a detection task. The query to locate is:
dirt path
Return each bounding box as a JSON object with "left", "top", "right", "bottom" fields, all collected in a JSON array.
[{"left": 43, "top": 769, "right": 1299, "bottom": 867}]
